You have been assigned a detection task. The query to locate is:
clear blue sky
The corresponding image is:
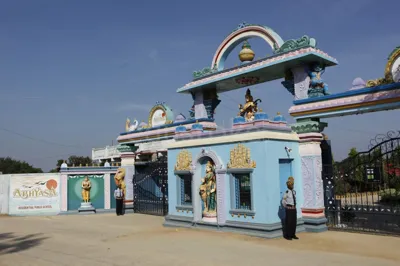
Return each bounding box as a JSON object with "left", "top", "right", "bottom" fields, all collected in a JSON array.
[{"left": 0, "top": 0, "right": 399, "bottom": 171}]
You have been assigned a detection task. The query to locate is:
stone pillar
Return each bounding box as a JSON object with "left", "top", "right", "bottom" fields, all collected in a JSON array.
[
  {"left": 292, "top": 119, "right": 328, "bottom": 232},
  {"left": 194, "top": 91, "right": 208, "bottom": 119},
  {"left": 292, "top": 66, "right": 310, "bottom": 100},
  {"left": 120, "top": 153, "right": 135, "bottom": 166},
  {"left": 60, "top": 174, "right": 68, "bottom": 212},
  {"left": 120, "top": 153, "right": 135, "bottom": 211},
  {"left": 282, "top": 66, "right": 310, "bottom": 100},
  {"left": 104, "top": 173, "right": 111, "bottom": 209}
]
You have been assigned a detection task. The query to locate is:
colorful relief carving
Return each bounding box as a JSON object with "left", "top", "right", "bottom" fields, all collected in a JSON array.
[
  {"left": 235, "top": 76, "right": 260, "bottom": 85},
  {"left": 199, "top": 160, "right": 217, "bottom": 217},
  {"left": 308, "top": 64, "right": 329, "bottom": 98},
  {"left": 227, "top": 144, "right": 256, "bottom": 169},
  {"left": 367, "top": 47, "right": 400, "bottom": 87},
  {"left": 238, "top": 89, "right": 262, "bottom": 121},
  {"left": 274, "top": 35, "right": 317, "bottom": 54},
  {"left": 193, "top": 64, "right": 218, "bottom": 79},
  {"left": 174, "top": 150, "right": 192, "bottom": 171}
]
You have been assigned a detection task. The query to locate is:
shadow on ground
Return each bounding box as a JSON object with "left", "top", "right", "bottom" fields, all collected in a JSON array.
[{"left": 0, "top": 232, "right": 48, "bottom": 255}]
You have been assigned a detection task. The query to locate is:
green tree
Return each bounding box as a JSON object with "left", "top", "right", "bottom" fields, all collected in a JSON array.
[
  {"left": 49, "top": 159, "right": 65, "bottom": 173},
  {"left": 66, "top": 155, "right": 92, "bottom": 166},
  {"left": 49, "top": 156, "right": 93, "bottom": 172},
  {"left": 348, "top": 147, "right": 358, "bottom": 158},
  {"left": 0, "top": 157, "right": 43, "bottom": 174}
]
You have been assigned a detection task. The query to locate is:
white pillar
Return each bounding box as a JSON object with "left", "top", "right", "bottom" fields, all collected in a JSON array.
[{"left": 298, "top": 132, "right": 327, "bottom": 232}]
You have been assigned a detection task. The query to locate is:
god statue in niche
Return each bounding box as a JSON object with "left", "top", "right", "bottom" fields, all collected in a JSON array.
[
  {"left": 81, "top": 176, "right": 91, "bottom": 203},
  {"left": 199, "top": 160, "right": 217, "bottom": 217}
]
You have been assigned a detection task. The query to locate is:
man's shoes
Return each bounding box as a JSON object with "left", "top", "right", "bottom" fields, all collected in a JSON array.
[
  {"left": 284, "top": 236, "right": 292, "bottom": 240},
  {"left": 292, "top": 235, "right": 299, "bottom": 240}
]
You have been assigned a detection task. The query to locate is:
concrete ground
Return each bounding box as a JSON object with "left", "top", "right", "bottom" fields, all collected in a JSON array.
[{"left": 1, "top": 213, "right": 399, "bottom": 266}]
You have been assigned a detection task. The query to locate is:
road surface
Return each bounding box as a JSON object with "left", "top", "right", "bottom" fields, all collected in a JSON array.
[{"left": 1, "top": 213, "right": 399, "bottom": 266}]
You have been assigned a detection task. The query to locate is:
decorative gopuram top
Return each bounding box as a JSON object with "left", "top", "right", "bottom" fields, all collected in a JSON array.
[{"left": 178, "top": 22, "right": 337, "bottom": 94}]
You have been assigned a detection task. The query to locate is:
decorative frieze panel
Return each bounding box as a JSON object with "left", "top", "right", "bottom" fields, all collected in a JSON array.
[
  {"left": 174, "top": 149, "right": 192, "bottom": 171},
  {"left": 227, "top": 144, "right": 256, "bottom": 169}
]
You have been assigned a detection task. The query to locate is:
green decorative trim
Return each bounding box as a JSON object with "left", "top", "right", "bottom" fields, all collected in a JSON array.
[
  {"left": 230, "top": 22, "right": 258, "bottom": 34},
  {"left": 291, "top": 120, "right": 328, "bottom": 134},
  {"left": 193, "top": 64, "right": 218, "bottom": 79},
  {"left": 117, "top": 145, "right": 138, "bottom": 153},
  {"left": 388, "top": 46, "right": 400, "bottom": 60},
  {"left": 274, "top": 35, "right": 316, "bottom": 54}
]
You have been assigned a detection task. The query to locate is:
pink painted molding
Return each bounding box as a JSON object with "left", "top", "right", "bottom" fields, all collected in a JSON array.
[
  {"left": 290, "top": 88, "right": 400, "bottom": 115},
  {"left": 298, "top": 133, "right": 323, "bottom": 142},
  {"left": 232, "top": 120, "right": 289, "bottom": 129},
  {"left": 301, "top": 208, "right": 325, "bottom": 218},
  {"left": 183, "top": 47, "right": 337, "bottom": 90},
  {"left": 65, "top": 171, "right": 114, "bottom": 175},
  {"left": 117, "top": 122, "right": 217, "bottom": 141}
]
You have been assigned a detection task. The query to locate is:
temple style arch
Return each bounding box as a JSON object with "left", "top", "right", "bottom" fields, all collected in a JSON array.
[
  {"left": 191, "top": 148, "right": 225, "bottom": 172},
  {"left": 211, "top": 24, "right": 284, "bottom": 71}
]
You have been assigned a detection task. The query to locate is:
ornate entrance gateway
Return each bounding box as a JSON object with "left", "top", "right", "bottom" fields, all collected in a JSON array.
[
  {"left": 324, "top": 131, "right": 400, "bottom": 235},
  {"left": 133, "top": 156, "right": 168, "bottom": 216}
]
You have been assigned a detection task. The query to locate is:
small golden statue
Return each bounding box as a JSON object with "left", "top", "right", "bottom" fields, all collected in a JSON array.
[
  {"left": 81, "top": 176, "right": 91, "bottom": 203},
  {"left": 238, "top": 88, "right": 262, "bottom": 121},
  {"left": 199, "top": 160, "right": 217, "bottom": 217}
]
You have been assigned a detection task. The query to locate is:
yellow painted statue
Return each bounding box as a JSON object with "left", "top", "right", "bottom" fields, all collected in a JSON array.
[
  {"left": 114, "top": 168, "right": 126, "bottom": 198},
  {"left": 238, "top": 88, "right": 261, "bottom": 121},
  {"left": 81, "top": 176, "right": 91, "bottom": 203},
  {"left": 199, "top": 160, "right": 217, "bottom": 216}
]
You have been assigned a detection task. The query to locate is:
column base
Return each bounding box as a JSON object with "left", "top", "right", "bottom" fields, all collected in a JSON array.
[
  {"left": 78, "top": 202, "right": 96, "bottom": 214},
  {"left": 301, "top": 208, "right": 327, "bottom": 233}
]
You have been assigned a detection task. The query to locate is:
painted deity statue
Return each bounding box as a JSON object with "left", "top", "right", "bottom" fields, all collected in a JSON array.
[
  {"left": 238, "top": 88, "right": 261, "bottom": 121},
  {"left": 114, "top": 168, "right": 126, "bottom": 198},
  {"left": 81, "top": 176, "right": 91, "bottom": 203},
  {"left": 199, "top": 160, "right": 217, "bottom": 216},
  {"left": 308, "top": 64, "right": 329, "bottom": 97}
]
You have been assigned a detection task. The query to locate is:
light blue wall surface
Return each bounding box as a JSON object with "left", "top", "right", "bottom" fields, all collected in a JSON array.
[{"left": 167, "top": 137, "right": 302, "bottom": 226}]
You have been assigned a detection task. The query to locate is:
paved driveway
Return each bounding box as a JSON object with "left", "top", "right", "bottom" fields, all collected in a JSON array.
[{"left": 0, "top": 213, "right": 399, "bottom": 266}]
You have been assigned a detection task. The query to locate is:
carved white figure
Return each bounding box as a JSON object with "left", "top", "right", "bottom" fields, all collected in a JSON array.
[{"left": 125, "top": 118, "right": 139, "bottom": 132}]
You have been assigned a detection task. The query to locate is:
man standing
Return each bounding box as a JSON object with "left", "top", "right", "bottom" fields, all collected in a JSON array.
[
  {"left": 114, "top": 185, "right": 124, "bottom": 216},
  {"left": 282, "top": 176, "right": 299, "bottom": 240}
]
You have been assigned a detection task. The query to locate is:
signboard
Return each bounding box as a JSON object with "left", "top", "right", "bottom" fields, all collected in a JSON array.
[
  {"left": 9, "top": 174, "right": 61, "bottom": 215},
  {"left": 365, "top": 167, "right": 381, "bottom": 183},
  {"left": 136, "top": 139, "right": 174, "bottom": 153}
]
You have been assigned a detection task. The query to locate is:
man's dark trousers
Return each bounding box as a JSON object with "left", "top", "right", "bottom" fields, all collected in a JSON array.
[
  {"left": 116, "top": 199, "right": 123, "bottom": 215},
  {"left": 285, "top": 206, "right": 297, "bottom": 238}
]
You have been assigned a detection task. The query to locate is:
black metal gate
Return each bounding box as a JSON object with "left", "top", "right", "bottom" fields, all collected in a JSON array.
[
  {"left": 133, "top": 156, "right": 168, "bottom": 216},
  {"left": 324, "top": 131, "right": 400, "bottom": 235}
]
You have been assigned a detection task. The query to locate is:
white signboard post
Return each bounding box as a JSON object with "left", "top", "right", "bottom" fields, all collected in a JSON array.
[{"left": 9, "top": 174, "right": 61, "bottom": 215}]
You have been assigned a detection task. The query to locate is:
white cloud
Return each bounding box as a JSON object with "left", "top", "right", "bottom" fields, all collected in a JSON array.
[
  {"left": 168, "top": 40, "right": 195, "bottom": 49},
  {"left": 116, "top": 103, "right": 152, "bottom": 112}
]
